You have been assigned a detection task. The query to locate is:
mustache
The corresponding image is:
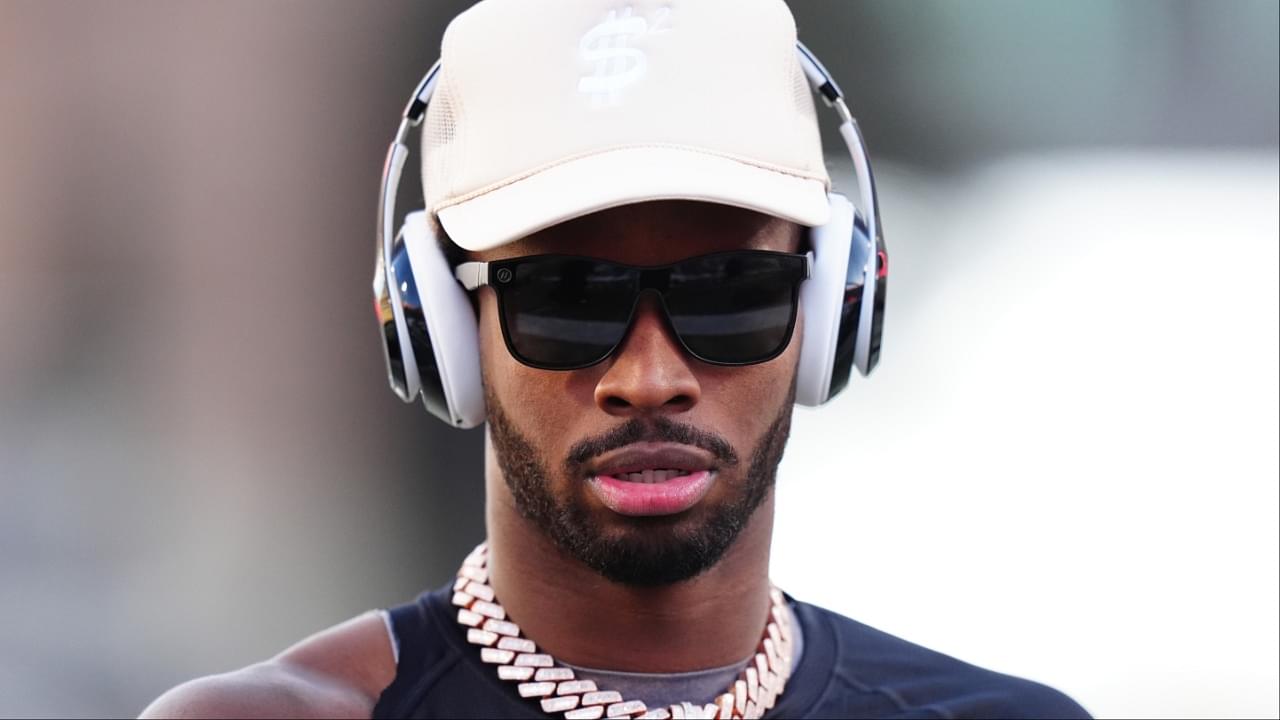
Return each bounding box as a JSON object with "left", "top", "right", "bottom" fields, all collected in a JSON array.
[{"left": 563, "top": 417, "right": 741, "bottom": 472}]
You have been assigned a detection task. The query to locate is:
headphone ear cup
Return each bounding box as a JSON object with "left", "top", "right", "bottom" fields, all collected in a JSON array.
[
  {"left": 862, "top": 230, "right": 888, "bottom": 374},
  {"left": 831, "top": 210, "right": 875, "bottom": 396},
  {"left": 375, "top": 223, "right": 421, "bottom": 403},
  {"left": 796, "top": 193, "right": 855, "bottom": 406},
  {"left": 397, "top": 211, "right": 486, "bottom": 428}
]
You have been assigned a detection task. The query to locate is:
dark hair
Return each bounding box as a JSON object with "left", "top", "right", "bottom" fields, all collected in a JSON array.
[
  {"left": 435, "top": 224, "right": 480, "bottom": 312},
  {"left": 435, "top": 222, "right": 469, "bottom": 268}
]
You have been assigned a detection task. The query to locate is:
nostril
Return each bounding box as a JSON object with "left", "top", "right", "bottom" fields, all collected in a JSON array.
[
  {"left": 603, "top": 396, "right": 631, "bottom": 411},
  {"left": 665, "top": 394, "right": 694, "bottom": 411}
]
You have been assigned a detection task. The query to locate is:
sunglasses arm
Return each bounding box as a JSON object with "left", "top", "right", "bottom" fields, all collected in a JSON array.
[{"left": 454, "top": 261, "right": 489, "bottom": 291}]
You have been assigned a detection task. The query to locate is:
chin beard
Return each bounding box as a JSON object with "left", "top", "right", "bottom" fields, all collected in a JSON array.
[{"left": 486, "top": 390, "right": 794, "bottom": 587}]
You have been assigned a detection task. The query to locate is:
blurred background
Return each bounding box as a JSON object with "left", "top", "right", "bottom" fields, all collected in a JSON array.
[{"left": 0, "top": 1, "right": 1276, "bottom": 717}]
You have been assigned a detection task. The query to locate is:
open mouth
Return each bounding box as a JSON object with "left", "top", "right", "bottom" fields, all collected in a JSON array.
[
  {"left": 588, "top": 443, "right": 715, "bottom": 481},
  {"left": 585, "top": 444, "right": 719, "bottom": 517},
  {"left": 608, "top": 469, "right": 699, "bottom": 484},
  {"left": 588, "top": 470, "right": 717, "bottom": 517}
]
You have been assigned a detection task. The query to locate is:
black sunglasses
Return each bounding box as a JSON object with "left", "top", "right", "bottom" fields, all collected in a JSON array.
[{"left": 454, "top": 250, "right": 812, "bottom": 370}]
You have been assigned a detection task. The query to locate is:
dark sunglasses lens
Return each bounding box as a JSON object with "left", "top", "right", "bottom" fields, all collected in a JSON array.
[
  {"left": 500, "top": 258, "right": 636, "bottom": 368},
  {"left": 666, "top": 254, "right": 801, "bottom": 364}
]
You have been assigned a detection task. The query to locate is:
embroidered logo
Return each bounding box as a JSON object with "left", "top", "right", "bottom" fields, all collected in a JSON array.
[{"left": 578, "top": 5, "right": 670, "bottom": 108}]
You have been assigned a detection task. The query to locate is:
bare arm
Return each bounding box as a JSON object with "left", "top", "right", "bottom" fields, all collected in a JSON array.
[
  {"left": 139, "top": 611, "right": 397, "bottom": 719},
  {"left": 138, "top": 660, "right": 373, "bottom": 719}
]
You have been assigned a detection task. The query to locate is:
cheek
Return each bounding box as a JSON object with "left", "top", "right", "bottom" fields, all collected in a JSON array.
[
  {"left": 478, "top": 291, "right": 536, "bottom": 408},
  {"left": 476, "top": 291, "right": 504, "bottom": 385},
  {"left": 695, "top": 312, "right": 801, "bottom": 443},
  {"left": 477, "top": 291, "right": 597, "bottom": 461}
]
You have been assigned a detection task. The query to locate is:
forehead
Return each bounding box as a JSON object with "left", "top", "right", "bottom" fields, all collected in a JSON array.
[{"left": 472, "top": 200, "right": 802, "bottom": 264}]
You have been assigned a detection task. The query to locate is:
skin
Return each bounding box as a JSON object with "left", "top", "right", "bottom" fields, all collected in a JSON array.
[{"left": 140, "top": 200, "right": 803, "bottom": 717}]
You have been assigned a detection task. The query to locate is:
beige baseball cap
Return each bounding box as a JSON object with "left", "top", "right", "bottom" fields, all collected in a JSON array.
[{"left": 423, "top": 0, "right": 830, "bottom": 252}]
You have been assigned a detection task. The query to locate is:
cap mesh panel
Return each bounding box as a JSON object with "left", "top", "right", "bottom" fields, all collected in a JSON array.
[
  {"left": 792, "top": 58, "right": 816, "bottom": 123},
  {"left": 423, "top": 71, "right": 460, "bottom": 208}
]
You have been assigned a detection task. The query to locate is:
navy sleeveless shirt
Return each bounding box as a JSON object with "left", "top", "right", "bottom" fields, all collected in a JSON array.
[{"left": 374, "top": 583, "right": 1090, "bottom": 719}]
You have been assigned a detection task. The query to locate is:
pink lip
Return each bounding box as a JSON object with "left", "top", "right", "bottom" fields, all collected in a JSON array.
[{"left": 588, "top": 470, "right": 716, "bottom": 517}]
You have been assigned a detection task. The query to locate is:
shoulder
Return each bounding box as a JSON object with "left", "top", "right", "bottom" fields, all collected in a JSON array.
[
  {"left": 794, "top": 601, "right": 1091, "bottom": 719},
  {"left": 139, "top": 610, "right": 397, "bottom": 719}
]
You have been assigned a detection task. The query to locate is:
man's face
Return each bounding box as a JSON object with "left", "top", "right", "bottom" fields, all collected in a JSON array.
[{"left": 474, "top": 201, "right": 802, "bottom": 586}]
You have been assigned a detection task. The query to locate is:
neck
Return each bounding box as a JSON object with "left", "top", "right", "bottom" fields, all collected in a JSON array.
[{"left": 481, "top": 440, "right": 775, "bottom": 673}]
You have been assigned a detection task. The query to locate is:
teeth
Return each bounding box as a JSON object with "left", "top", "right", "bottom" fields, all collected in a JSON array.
[{"left": 617, "top": 469, "right": 692, "bottom": 483}]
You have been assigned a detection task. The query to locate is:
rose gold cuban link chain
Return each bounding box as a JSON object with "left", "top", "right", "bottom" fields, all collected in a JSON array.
[{"left": 451, "top": 543, "right": 794, "bottom": 720}]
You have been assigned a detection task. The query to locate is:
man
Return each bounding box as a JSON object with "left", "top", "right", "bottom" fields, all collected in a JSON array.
[{"left": 142, "top": 1, "right": 1090, "bottom": 718}]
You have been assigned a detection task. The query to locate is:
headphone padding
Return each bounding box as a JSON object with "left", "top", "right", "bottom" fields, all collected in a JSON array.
[
  {"left": 401, "top": 212, "right": 486, "bottom": 428},
  {"left": 795, "top": 193, "right": 855, "bottom": 406},
  {"left": 385, "top": 242, "right": 423, "bottom": 403}
]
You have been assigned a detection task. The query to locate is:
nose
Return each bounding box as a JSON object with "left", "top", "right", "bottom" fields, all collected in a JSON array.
[{"left": 594, "top": 294, "right": 701, "bottom": 417}]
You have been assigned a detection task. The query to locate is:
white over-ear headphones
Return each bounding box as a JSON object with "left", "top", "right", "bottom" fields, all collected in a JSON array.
[{"left": 373, "top": 42, "right": 887, "bottom": 429}]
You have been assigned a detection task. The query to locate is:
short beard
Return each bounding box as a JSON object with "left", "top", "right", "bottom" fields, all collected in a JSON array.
[{"left": 487, "top": 388, "right": 794, "bottom": 587}]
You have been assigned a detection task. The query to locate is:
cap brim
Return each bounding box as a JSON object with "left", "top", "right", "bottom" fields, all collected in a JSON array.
[{"left": 436, "top": 146, "right": 831, "bottom": 252}]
